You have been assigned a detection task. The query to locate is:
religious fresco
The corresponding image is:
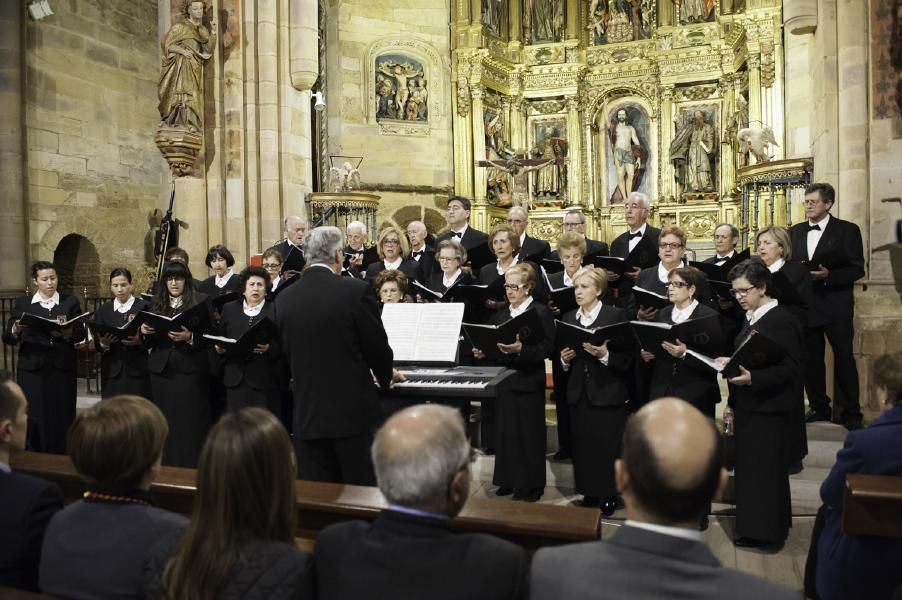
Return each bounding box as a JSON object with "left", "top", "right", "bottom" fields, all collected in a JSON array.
[
  {"left": 670, "top": 104, "right": 719, "bottom": 200},
  {"left": 603, "top": 103, "right": 649, "bottom": 205},
  {"left": 587, "top": 0, "right": 653, "bottom": 45},
  {"left": 374, "top": 55, "right": 428, "bottom": 123}
]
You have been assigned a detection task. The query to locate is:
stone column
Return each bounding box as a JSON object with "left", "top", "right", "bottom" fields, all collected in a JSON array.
[
  {"left": 0, "top": 2, "right": 27, "bottom": 291},
  {"left": 659, "top": 85, "right": 675, "bottom": 200},
  {"left": 746, "top": 54, "right": 763, "bottom": 140},
  {"left": 566, "top": 0, "right": 579, "bottom": 39},
  {"left": 565, "top": 96, "right": 582, "bottom": 205},
  {"left": 509, "top": 0, "right": 522, "bottom": 43},
  {"left": 583, "top": 109, "right": 597, "bottom": 209},
  {"left": 471, "top": 84, "right": 487, "bottom": 201}
]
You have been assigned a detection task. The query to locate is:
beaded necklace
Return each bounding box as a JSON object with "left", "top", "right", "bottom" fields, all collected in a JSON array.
[{"left": 83, "top": 490, "right": 151, "bottom": 507}]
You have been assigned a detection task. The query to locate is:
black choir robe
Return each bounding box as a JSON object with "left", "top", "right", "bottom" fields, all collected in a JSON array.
[
  {"left": 364, "top": 258, "right": 424, "bottom": 284},
  {"left": 94, "top": 297, "right": 152, "bottom": 400}
]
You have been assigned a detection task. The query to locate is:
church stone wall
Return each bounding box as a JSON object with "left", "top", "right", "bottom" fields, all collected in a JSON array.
[{"left": 24, "top": 0, "right": 167, "bottom": 292}]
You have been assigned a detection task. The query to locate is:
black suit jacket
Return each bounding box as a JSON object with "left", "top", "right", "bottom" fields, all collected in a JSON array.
[
  {"left": 435, "top": 226, "right": 489, "bottom": 251},
  {"left": 197, "top": 273, "right": 242, "bottom": 298},
  {"left": 609, "top": 226, "right": 661, "bottom": 305},
  {"left": 410, "top": 246, "right": 436, "bottom": 281},
  {"left": 343, "top": 244, "right": 381, "bottom": 272},
  {"left": 364, "top": 258, "right": 424, "bottom": 284},
  {"left": 276, "top": 266, "right": 393, "bottom": 440},
  {"left": 518, "top": 235, "right": 551, "bottom": 261},
  {"left": 269, "top": 240, "right": 306, "bottom": 272},
  {"left": 3, "top": 295, "right": 85, "bottom": 371},
  {"left": 789, "top": 216, "right": 865, "bottom": 327},
  {"left": 217, "top": 300, "right": 282, "bottom": 391},
  {"left": 775, "top": 260, "right": 813, "bottom": 327},
  {"left": 486, "top": 303, "right": 555, "bottom": 392},
  {"left": 145, "top": 293, "right": 211, "bottom": 376},
  {"left": 0, "top": 470, "right": 63, "bottom": 591},
  {"left": 95, "top": 298, "right": 150, "bottom": 381},
  {"left": 562, "top": 306, "right": 633, "bottom": 407},
  {"left": 315, "top": 510, "right": 527, "bottom": 600}
]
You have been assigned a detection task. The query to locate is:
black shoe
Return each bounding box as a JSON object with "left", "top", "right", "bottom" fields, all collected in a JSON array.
[
  {"left": 698, "top": 516, "right": 709, "bottom": 532},
  {"left": 481, "top": 447, "right": 496, "bottom": 456},
  {"left": 805, "top": 408, "right": 830, "bottom": 423},
  {"left": 788, "top": 460, "right": 804, "bottom": 475},
  {"left": 578, "top": 495, "right": 600, "bottom": 508},
  {"left": 843, "top": 420, "right": 863, "bottom": 431},
  {"left": 495, "top": 486, "right": 513, "bottom": 497},
  {"left": 601, "top": 496, "right": 622, "bottom": 517},
  {"left": 552, "top": 449, "right": 572, "bottom": 460},
  {"left": 514, "top": 487, "right": 543, "bottom": 502},
  {"left": 734, "top": 536, "right": 781, "bottom": 548}
]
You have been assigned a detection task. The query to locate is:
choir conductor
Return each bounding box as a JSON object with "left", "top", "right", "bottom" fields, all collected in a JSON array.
[{"left": 276, "top": 226, "right": 399, "bottom": 485}]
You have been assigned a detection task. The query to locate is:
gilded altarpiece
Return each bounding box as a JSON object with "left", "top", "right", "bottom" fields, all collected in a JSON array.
[{"left": 452, "top": 0, "right": 785, "bottom": 257}]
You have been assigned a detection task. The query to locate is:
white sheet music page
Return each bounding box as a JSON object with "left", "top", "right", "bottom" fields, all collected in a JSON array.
[{"left": 381, "top": 303, "right": 465, "bottom": 364}]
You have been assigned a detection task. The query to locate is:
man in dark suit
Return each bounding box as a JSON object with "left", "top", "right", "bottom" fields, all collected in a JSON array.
[
  {"left": 315, "top": 404, "right": 527, "bottom": 600},
  {"left": 406, "top": 220, "right": 435, "bottom": 281},
  {"left": 789, "top": 183, "right": 866, "bottom": 429},
  {"left": 434, "top": 196, "right": 489, "bottom": 254},
  {"left": 268, "top": 215, "right": 308, "bottom": 276},
  {"left": 276, "top": 226, "right": 400, "bottom": 485},
  {"left": 608, "top": 191, "right": 661, "bottom": 307},
  {"left": 344, "top": 220, "right": 380, "bottom": 276},
  {"left": 0, "top": 371, "right": 63, "bottom": 591},
  {"left": 705, "top": 223, "right": 740, "bottom": 265},
  {"left": 548, "top": 208, "right": 608, "bottom": 260},
  {"left": 531, "top": 397, "right": 798, "bottom": 600},
  {"left": 506, "top": 206, "right": 551, "bottom": 260}
]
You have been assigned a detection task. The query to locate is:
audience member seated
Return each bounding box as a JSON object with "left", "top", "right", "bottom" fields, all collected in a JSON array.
[
  {"left": 315, "top": 404, "right": 528, "bottom": 600},
  {"left": 39, "top": 395, "right": 186, "bottom": 599},
  {"left": 812, "top": 352, "right": 902, "bottom": 600},
  {"left": 530, "top": 397, "right": 799, "bottom": 600},
  {"left": 144, "top": 407, "right": 313, "bottom": 600},
  {"left": 0, "top": 370, "right": 63, "bottom": 592}
]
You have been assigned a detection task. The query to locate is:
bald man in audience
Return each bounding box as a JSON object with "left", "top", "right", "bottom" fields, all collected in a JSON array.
[
  {"left": 314, "top": 404, "right": 527, "bottom": 600},
  {"left": 531, "top": 398, "right": 800, "bottom": 600}
]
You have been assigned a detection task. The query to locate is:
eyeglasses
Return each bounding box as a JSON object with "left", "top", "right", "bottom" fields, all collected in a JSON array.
[
  {"left": 729, "top": 286, "right": 757, "bottom": 298},
  {"left": 507, "top": 218, "right": 525, "bottom": 224},
  {"left": 262, "top": 262, "right": 282, "bottom": 269},
  {"left": 803, "top": 198, "right": 824, "bottom": 206},
  {"left": 665, "top": 281, "right": 690, "bottom": 288},
  {"left": 503, "top": 283, "right": 528, "bottom": 291},
  {"left": 438, "top": 256, "right": 459, "bottom": 262},
  {"left": 382, "top": 239, "right": 401, "bottom": 246},
  {"left": 563, "top": 221, "right": 584, "bottom": 228},
  {"left": 659, "top": 242, "right": 683, "bottom": 250}
]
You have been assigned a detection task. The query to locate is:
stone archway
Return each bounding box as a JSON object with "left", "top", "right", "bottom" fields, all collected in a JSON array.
[{"left": 52, "top": 234, "right": 102, "bottom": 298}]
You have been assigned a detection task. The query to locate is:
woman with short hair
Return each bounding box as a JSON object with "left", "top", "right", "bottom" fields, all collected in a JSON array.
[
  {"left": 364, "top": 226, "right": 423, "bottom": 283},
  {"left": 374, "top": 269, "right": 409, "bottom": 305},
  {"left": 261, "top": 248, "right": 285, "bottom": 295},
  {"left": 198, "top": 244, "right": 241, "bottom": 298}
]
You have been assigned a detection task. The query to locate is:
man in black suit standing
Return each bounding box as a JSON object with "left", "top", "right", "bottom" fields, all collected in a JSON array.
[
  {"left": 315, "top": 403, "right": 527, "bottom": 600},
  {"left": 344, "top": 220, "right": 380, "bottom": 275},
  {"left": 548, "top": 209, "right": 609, "bottom": 260},
  {"left": 434, "top": 196, "right": 489, "bottom": 254},
  {"left": 531, "top": 397, "right": 798, "bottom": 600},
  {"left": 608, "top": 191, "right": 661, "bottom": 307},
  {"left": 704, "top": 223, "right": 740, "bottom": 265},
  {"left": 790, "top": 182, "right": 866, "bottom": 430},
  {"left": 506, "top": 206, "right": 551, "bottom": 260},
  {"left": 406, "top": 220, "right": 435, "bottom": 282},
  {"left": 0, "top": 370, "right": 63, "bottom": 591},
  {"left": 268, "top": 215, "right": 308, "bottom": 276},
  {"left": 276, "top": 226, "right": 401, "bottom": 485}
]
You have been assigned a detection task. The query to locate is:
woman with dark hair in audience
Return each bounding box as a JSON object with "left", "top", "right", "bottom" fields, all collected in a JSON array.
[
  {"left": 39, "top": 395, "right": 186, "bottom": 598},
  {"left": 140, "top": 260, "right": 212, "bottom": 468},
  {"left": 756, "top": 225, "right": 811, "bottom": 472},
  {"left": 2, "top": 261, "right": 85, "bottom": 453},
  {"left": 94, "top": 268, "right": 152, "bottom": 399},
  {"left": 261, "top": 248, "right": 285, "bottom": 296},
  {"left": 640, "top": 266, "right": 724, "bottom": 419},
  {"left": 559, "top": 266, "right": 633, "bottom": 515},
  {"left": 198, "top": 244, "right": 241, "bottom": 298},
  {"left": 144, "top": 407, "right": 314, "bottom": 600},
  {"left": 812, "top": 352, "right": 902, "bottom": 600},
  {"left": 364, "top": 226, "right": 422, "bottom": 283},
  {"left": 717, "top": 258, "right": 802, "bottom": 548},
  {"left": 213, "top": 266, "right": 282, "bottom": 417},
  {"left": 472, "top": 263, "right": 553, "bottom": 502},
  {"left": 374, "top": 269, "right": 409, "bottom": 306}
]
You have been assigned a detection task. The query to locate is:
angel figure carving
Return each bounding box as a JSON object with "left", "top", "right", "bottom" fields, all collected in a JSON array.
[
  {"left": 737, "top": 127, "right": 779, "bottom": 164},
  {"left": 328, "top": 162, "right": 361, "bottom": 192}
]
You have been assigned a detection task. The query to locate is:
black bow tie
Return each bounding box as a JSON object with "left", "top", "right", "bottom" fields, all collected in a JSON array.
[
  {"left": 628, "top": 231, "right": 642, "bottom": 240},
  {"left": 715, "top": 256, "right": 729, "bottom": 264},
  {"left": 412, "top": 250, "right": 424, "bottom": 259},
  {"left": 808, "top": 224, "right": 821, "bottom": 232},
  {"left": 451, "top": 231, "right": 462, "bottom": 239}
]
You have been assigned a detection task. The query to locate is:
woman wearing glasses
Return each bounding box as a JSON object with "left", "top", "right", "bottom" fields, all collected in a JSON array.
[
  {"left": 364, "top": 226, "right": 423, "bottom": 284},
  {"left": 424, "top": 240, "right": 474, "bottom": 294},
  {"left": 634, "top": 226, "right": 701, "bottom": 321},
  {"left": 472, "top": 263, "right": 553, "bottom": 502},
  {"left": 717, "top": 258, "right": 802, "bottom": 548},
  {"left": 261, "top": 248, "right": 285, "bottom": 296}
]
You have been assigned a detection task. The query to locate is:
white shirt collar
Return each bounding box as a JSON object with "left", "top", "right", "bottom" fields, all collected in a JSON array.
[
  {"left": 519, "top": 232, "right": 527, "bottom": 247},
  {"left": 113, "top": 296, "right": 136, "bottom": 313},
  {"left": 624, "top": 520, "right": 702, "bottom": 542},
  {"left": 509, "top": 296, "right": 534, "bottom": 318},
  {"left": 630, "top": 223, "right": 648, "bottom": 236},
  {"left": 442, "top": 269, "right": 462, "bottom": 288},
  {"left": 243, "top": 299, "right": 265, "bottom": 317},
  {"left": 383, "top": 257, "right": 403, "bottom": 270},
  {"left": 308, "top": 263, "right": 336, "bottom": 274},
  {"left": 215, "top": 269, "right": 234, "bottom": 288},
  {"left": 671, "top": 299, "right": 698, "bottom": 324},
  {"left": 767, "top": 257, "right": 785, "bottom": 273},
  {"left": 747, "top": 297, "right": 779, "bottom": 325},
  {"left": 715, "top": 250, "right": 735, "bottom": 261},
  {"left": 563, "top": 271, "right": 575, "bottom": 287},
  {"left": 0, "top": 462, "right": 10, "bottom": 473},
  {"left": 809, "top": 212, "right": 831, "bottom": 229},
  {"left": 496, "top": 256, "right": 519, "bottom": 275},
  {"left": 577, "top": 299, "right": 603, "bottom": 325},
  {"left": 657, "top": 262, "right": 673, "bottom": 283},
  {"left": 285, "top": 238, "right": 303, "bottom": 249},
  {"left": 169, "top": 295, "right": 184, "bottom": 309},
  {"left": 271, "top": 275, "right": 281, "bottom": 289},
  {"left": 451, "top": 224, "right": 469, "bottom": 236},
  {"left": 31, "top": 291, "right": 60, "bottom": 307}
]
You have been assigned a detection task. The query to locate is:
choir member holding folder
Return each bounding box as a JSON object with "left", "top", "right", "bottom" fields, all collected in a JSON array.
[
  {"left": 634, "top": 225, "right": 691, "bottom": 320},
  {"left": 478, "top": 225, "right": 521, "bottom": 311},
  {"left": 425, "top": 240, "right": 474, "bottom": 294},
  {"left": 91, "top": 268, "right": 151, "bottom": 400},
  {"left": 471, "top": 263, "right": 553, "bottom": 502},
  {"left": 140, "top": 260, "right": 212, "bottom": 468},
  {"left": 716, "top": 258, "right": 802, "bottom": 548},
  {"left": 212, "top": 266, "right": 282, "bottom": 417},
  {"left": 3, "top": 261, "right": 87, "bottom": 453},
  {"left": 638, "top": 267, "right": 724, "bottom": 418},
  {"left": 558, "top": 266, "right": 633, "bottom": 515}
]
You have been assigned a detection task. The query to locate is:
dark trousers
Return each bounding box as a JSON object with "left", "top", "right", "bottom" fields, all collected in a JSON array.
[
  {"left": 295, "top": 434, "right": 376, "bottom": 486},
  {"left": 551, "top": 360, "right": 571, "bottom": 454},
  {"left": 804, "top": 319, "right": 862, "bottom": 423}
]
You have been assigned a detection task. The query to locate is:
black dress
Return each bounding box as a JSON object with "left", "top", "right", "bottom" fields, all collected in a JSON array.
[
  {"left": 364, "top": 259, "right": 423, "bottom": 284},
  {"left": 561, "top": 304, "right": 633, "bottom": 498},
  {"left": 776, "top": 260, "right": 812, "bottom": 466},
  {"left": 730, "top": 305, "right": 802, "bottom": 543},
  {"left": 94, "top": 298, "right": 152, "bottom": 400},
  {"left": 3, "top": 295, "right": 84, "bottom": 454},
  {"left": 217, "top": 300, "right": 283, "bottom": 417},
  {"left": 482, "top": 302, "right": 554, "bottom": 492},
  {"left": 144, "top": 294, "right": 213, "bottom": 468},
  {"left": 197, "top": 273, "right": 242, "bottom": 299}
]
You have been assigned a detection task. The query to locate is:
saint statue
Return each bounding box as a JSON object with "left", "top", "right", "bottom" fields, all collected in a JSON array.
[
  {"left": 158, "top": 0, "right": 217, "bottom": 132},
  {"left": 524, "top": 0, "right": 564, "bottom": 43},
  {"left": 674, "top": 0, "right": 715, "bottom": 24},
  {"left": 671, "top": 110, "right": 716, "bottom": 193},
  {"left": 609, "top": 108, "right": 644, "bottom": 202}
]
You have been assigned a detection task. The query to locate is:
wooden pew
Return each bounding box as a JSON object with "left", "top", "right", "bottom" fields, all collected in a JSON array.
[
  {"left": 11, "top": 451, "right": 601, "bottom": 553},
  {"left": 842, "top": 473, "right": 902, "bottom": 537}
]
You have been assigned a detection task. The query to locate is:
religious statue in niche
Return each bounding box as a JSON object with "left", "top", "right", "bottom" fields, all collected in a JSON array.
[
  {"left": 670, "top": 107, "right": 719, "bottom": 199},
  {"left": 523, "top": 0, "right": 565, "bottom": 44},
  {"left": 530, "top": 120, "right": 568, "bottom": 201},
  {"left": 484, "top": 107, "right": 514, "bottom": 206},
  {"left": 482, "top": 0, "right": 509, "bottom": 39},
  {"left": 672, "top": 0, "right": 715, "bottom": 24},
  {"left": 605, "top": 105, "right": 648, "bottom": 204},
  {"left": 374, "top": 56, "right": 428, "bottom": 123},
  {"left": 587, "top": 0, "right": 652, "bottom": 45},
  {"left": 156, "top": 0, "right": 217, "bottom": 176}
]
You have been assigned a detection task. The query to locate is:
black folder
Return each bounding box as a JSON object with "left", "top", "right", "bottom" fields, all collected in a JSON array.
[
  {"left": 203, "top": 317, "right": 277, "bottom": 358},
  {"left": 588, "top": 255, "right": 630, "bottom": 275},
  {"left": 456, "top": 278, "right": 507, "bottom": 303},
  {"left": 87, "top": 314, "right": 144, "bottom": 340},
  {"left": 689, "top": 248, "right": 751, "bottom": 282},
  {"left": 722, "top": 328, "right": 786, "bottom": 378},
  {"left": 541, "top": 258, "right": 564, "bottom": 274},
  {"left": 548, "top": 286, "right": 578, "bottom": 315},
  {"left": 555, "top": 319, "right": 639, "bottom": 357},
  {"left": 211, "top": 291, "right": 241, "bottom": 313},
  {"left": 462, "top": 308, "right": 546, "bottom": 361},
  {"left": 630, "top": 314, "right": 723, "bottom": 359},
  {"left": 770, "top": 271, "right": 807, "bottom": 307},
  {"left": 267, "top": 273, "right": 299, "bottom": 300},
  {"left": 282, "top": 245, "right": 306, "bottom": 275},
  {"left": 632, "top": 286, "right": 670, "bottom": 310},
  {"left": 411, "top": 280, "right": 460, "bottom": 302},
  {"left": 466, "top": 243, "right": 496, "bottom": 271},
  {"left": 20, "top": 312, "right": 92, "bottom": 336},
  {"left": 140, "top": 302, "right": 212, "bottom": 334}
]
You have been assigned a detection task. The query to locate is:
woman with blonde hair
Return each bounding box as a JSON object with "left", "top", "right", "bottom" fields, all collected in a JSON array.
[{"left": 364, "top": 226, "right": 423, "bottom": 283}]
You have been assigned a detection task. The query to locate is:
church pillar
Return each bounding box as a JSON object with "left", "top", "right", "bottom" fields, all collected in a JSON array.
[
  {"left": 583, "top": 110, "right": 597, "bottom": 209},
  {"left": 660, "top": 84, "right": 675, "bottom": 201},
  {"left": 746, "top": 54, "right": 763, "bottom": 145},
  {"left": 565, "top": 96, "right": 582, "bottom": 205},
  {"left": 453, "top": 56, "right": 474, "bottom": 197},
  {"left": 566, "top": 0, "right": 579, "bottom": 39},
  {"left": 471, "top": 84, "right": 487, "bottom": 201},
  {"left": 0, "top": 2, "right": 27, "bottom": 290},
  {"left": 509, "top": 0, "right": 522, "bottom": 43}
]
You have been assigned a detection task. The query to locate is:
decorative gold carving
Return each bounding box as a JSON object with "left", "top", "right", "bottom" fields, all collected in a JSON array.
[
  {"left": 736, "top": 159, "right": 813, "bottom": 186},
  {"left": 530, "top": 219, "right": 562, "bottom": 243},
  {"left": 457, "top": 79, "right": 471, "bottom": 117},
  {"left": 529, "top": 99, "right": 567, "bottom": 115},
  {"left": 675, "top": 84, "right": 718, "bottom": 101},
  {"left": 525, "top": 44, "right": 564, "bottom": 65},
  {"left": 679, "top": 212, "right": 719, "bottom": 238},
  {"left": 378, "top": 121, "right": 431, "bottom": 137}
]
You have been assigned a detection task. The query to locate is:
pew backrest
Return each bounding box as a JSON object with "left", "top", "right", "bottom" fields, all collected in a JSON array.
[{"left": 842, "top": 473, "right": 902, "bottom": 537}]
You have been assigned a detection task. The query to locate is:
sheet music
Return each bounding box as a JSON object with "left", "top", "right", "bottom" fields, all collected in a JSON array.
[{"left": 381, "top": 303, "right": 465, "bottom": 364}]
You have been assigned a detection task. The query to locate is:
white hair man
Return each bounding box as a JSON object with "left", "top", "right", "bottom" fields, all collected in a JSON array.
[
  {"left": 267, "top": 215, "right": 308, "bottom": 276},
  {"left": 507, "top": 206, "right": 550, "bottom": 260},
  {"left": 344, "top": 220, "right": 379, "bottom": 273},
  {"left": 608, "top": 192, "right": 661, "bottom": 308},
  {"left": 405, "top": 220, "right": 435, "bottom": 280}
]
